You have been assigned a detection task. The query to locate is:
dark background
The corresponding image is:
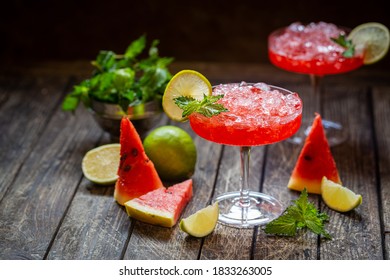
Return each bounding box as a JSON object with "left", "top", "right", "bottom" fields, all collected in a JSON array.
[{"left": 1, "top": 0, "right": 389, "bottom": 69}]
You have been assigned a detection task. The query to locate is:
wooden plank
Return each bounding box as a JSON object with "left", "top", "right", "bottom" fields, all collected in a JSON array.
[
  {"left": 319, "top": 83, "right": 382, "bottom": 259},
  {"left": 0, "top": 102, "right": 102, "bottom": 259},
  {"left": 0, "top": 75, "right": 68, "bottom": 201},
  {"left": 200, "top": 145, "right": 265, "bottom": 260},
  {"left": 386, "top": 234, "right": 390, "bottom": 260},
  {"left": 372, "top": 86, "right": 390, "bottom": 234},
  {"left": 253, "top": 83, "right": 319, "bottom": 260},
  {"left": 46, "top": 114, "right": 170, "bottom": 259},
  {"left": 123, "top": 121, "right": 223, "bottom": 259}
]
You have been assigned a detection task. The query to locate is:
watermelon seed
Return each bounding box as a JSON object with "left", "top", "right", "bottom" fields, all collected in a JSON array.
[
  {"left": 131, "top": 148, "right": 138, "bottom": 157},
  {"left": 124, "top": 165, "right": 132, "bottom": 172},
  {"left": 304, "top": 155, "right": 312, "bottom": 161}
]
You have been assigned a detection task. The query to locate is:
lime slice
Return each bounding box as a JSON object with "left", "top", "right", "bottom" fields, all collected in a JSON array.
[
  {"left": 321, "top": 177, "right": 362, "bottom": 212},
  {"left": 81, "top": 143, "right": 120, "bottom": 185},
  {"left": 180, "top": 202, "right": 219, "bottom": 237},
  {"left": 347, "top": 22, "right": 390, "bottom": 64},
  {"left": 162, "top": 70, "right": 212, "bottom": 121}
]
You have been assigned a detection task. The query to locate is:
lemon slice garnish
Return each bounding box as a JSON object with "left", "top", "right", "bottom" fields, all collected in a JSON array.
[
  {"left": 348, "top": 22, "right": 390, "bottom": 64},
  {"left": 180, "top": 202, "right": 219, "bottom": 237},
  {"left": 321, "top": 177, "right": 362, "bottom": 212},
  {"left": 162, "top": 70, "right": 212, "bottom": 121},
  {"left": 81, "top": 143, "right": 120, "bottom": 185}
]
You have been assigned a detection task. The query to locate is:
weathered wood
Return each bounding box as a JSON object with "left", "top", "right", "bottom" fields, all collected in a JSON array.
[
  {"left": 0, "top": 61, "right": 388, "bottom": 260},
  {"left": 253, "top": 83, "right": 319, "bottom": 260},
  {"left": 47, "top": 112, "right": 171, "bottom": 260},
  {"left": 319, "top": 83, "right": 382, "bottom": 259},
  {"left": 0, "top": 101, "right": 102, "bottom": 259},
  {"left": 0, "top": 75, "right": 68, "bottom": 201},
  {"left": 372, "top": 86, "right": 390, "bottom": 234},
  {"left": 200, "top": 145, "right": 265, "bottom": 260}
]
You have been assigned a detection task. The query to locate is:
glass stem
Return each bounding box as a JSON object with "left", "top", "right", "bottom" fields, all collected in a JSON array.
[
  {"left": 239, "top": 146, "right": 251, "bottom": 208},
  {"left": 310, "top": 74, "right": 322, "bottom": 115}
]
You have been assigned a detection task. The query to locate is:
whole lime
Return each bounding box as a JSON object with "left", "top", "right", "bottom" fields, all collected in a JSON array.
[{"left": 143, "top": 126, "right": 197, "bottom": 181}]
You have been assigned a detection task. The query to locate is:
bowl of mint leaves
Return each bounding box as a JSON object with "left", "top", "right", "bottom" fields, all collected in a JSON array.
[{"left": 61, "top": 35, "right": 173, "bottom": 139}]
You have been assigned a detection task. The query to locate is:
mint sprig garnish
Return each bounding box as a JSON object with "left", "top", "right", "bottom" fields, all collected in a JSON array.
[
  {"left": 174, "top": 94, "right": 228, "bottom": 120},
  {"left": 331, "top": 34, "right": 355, "bottom": 58},
  {"left": 264, "top": 189, "right": 332, "bottom": 239},
  {"left": 61, "top": 35, "right": 173, "bottom": 112}
]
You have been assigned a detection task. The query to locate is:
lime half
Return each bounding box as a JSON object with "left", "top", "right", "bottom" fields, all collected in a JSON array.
[
  {"left": 81, "top": 143, "right": 120, "bottom": 185},
  {"left": 321, "top": 177, "right": 362, "bottom": 212},
  {"left": 348, "top": 22, "right": 390, "bottom": 64},
  {"left": 162, "top": 70, "right": 212, "bottom": 121},
  {"left": 180, "top": 202, "right": 219, "bottom": 237}
]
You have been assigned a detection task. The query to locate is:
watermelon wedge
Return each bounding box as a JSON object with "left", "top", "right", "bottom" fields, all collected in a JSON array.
[
  {"left": 114, "top": 117, "right": 163, "bottom": 205},
  {"left": 287, "top": 113, "right": 341, "bottom": 194},
  {"left": 124, "top": 179, "right": 193, "bottom": 227}
]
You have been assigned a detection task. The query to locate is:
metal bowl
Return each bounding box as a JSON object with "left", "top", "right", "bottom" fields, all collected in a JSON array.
[{"left": 89, "top": 99, "right": 162, "bottom": 140}]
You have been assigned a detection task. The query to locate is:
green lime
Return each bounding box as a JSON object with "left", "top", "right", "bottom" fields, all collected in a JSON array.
[{"left": 143, "top": 126, "right": 197, "bottom": 181}]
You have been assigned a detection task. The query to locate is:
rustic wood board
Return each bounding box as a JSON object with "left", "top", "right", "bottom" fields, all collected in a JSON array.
[
  {"left": 0, "top": 84, "right": 102, "bottom": 259},
  {"left": 319, "top": 83, "right": 382, "bottom": 259},
  {"left": 372, "top": 86, "right": 390, "bottom": 234},
  {"left": 0, "top": 61, "right": 389, "bottom": 260},
  {"left": 253, "top": 82, "right": 320, "bottom": 260},
  {"left": 0, "top": 75, "right": 68, "bottom": 201},
  {"left": 200, "top": 145, "right": 265, "bottom": 260}
]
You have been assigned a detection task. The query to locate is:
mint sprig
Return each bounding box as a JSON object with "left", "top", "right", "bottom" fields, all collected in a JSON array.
[
  {"left": 331, "top": 34, "right": 355, "bottom": 58},
  {"left": 61, "top": 35, "right": 173, "bottom": 112},
  {"left": 264, "top": 189, "right": 332, "bottom": 239},
  {"left": 174, "top": 94, "right": 228, "bottom": 120}
]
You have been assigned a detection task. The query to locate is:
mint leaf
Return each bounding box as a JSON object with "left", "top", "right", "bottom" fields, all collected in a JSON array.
[
  {"left": 264, "top": 189, "right": 332, "bottom": 239},
  {"left": 263, "top": 212, "right": 297, "bottom": 236},
  {"left": 331, "top": 34, "right": 355, "bottom": 58},
  {"left": 91, "top": 50, "right": 116, "bottom": 72},
  {"left": 174, "top": 94, "right": 228, "bottom": 120},
  {"left": 125, "top": 35, "right": 146, "bottom": 59}
]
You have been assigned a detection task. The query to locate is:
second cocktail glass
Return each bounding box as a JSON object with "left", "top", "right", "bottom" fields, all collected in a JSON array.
[
  {"left": 189, "top": 82, "right": 303, "bottom": 228},
  {"left": 268, "top": 22, "right": 364, "bottom": 146}
]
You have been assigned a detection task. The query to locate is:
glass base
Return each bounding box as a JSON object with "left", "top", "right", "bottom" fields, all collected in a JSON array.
[
  {"left": 213, "top": 191, "right": 283, "bottom": 228},
  {"left": 287, "top": 119, "right": 347, "bottom": 147}
]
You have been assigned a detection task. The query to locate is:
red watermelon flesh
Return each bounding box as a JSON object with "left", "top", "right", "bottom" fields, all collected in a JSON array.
[
  {"left": 124, "top": 179, "right": 193, "bottom": 227},
  {"left": 287, "top": 113, "right": 341, "bottom": 194},
  {"left": 114, "top": 117, "right": 163, "bottom": 206}
]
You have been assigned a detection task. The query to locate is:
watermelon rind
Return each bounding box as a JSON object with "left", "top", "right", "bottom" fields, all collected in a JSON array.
[{"left": 124, "top": 179, "right": 193, "bottom": 227}]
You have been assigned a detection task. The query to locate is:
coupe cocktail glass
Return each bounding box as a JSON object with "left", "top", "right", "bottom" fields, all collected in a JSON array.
[
  {"left": 189, "top": 82, "right": 303, "bottom": 228},
  {"left": 268, "top": 22, "right": 364, "bottom": 146}
]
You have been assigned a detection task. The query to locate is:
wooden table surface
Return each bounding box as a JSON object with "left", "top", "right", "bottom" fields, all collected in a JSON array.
[{"left": 0, "top": 61, "right": 389, "bottom": 260}]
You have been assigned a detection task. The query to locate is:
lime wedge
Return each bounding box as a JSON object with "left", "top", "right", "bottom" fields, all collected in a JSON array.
[
  {"left": 81, "top": 143, "right": 120, "bottom": 185},
  {"left": 321, "top": 177, "right": 362, "bottom": 212},
  {"left": 347, "top": 22, "right": 390, "bottom": 64},
  {"left": 162, "top": 70, "right": 212, "bottom": 121},
  {"left": 180, "top": 202, "right": 219, "bottom": 237}
]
